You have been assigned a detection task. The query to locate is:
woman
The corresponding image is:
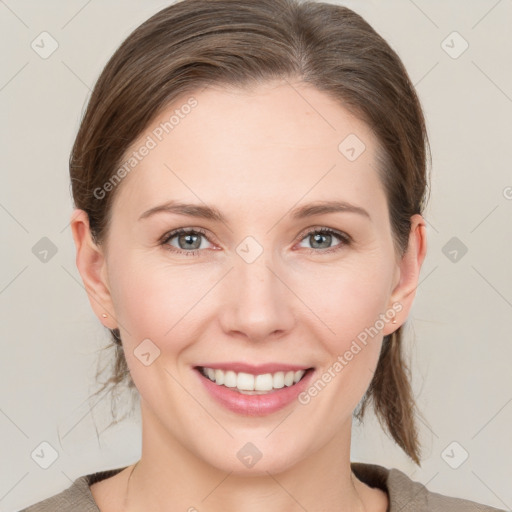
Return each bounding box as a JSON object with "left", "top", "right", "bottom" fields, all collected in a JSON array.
[{"left": 20, "top": 0, "right": 506, "bottom": 510}]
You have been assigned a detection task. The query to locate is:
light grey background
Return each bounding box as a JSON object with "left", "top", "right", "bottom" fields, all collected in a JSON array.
[{"left": 1, "top": 0, "right": 511, "bottom": 510}]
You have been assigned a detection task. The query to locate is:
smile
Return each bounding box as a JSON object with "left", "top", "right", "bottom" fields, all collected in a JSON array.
[
  {"left": 199, "top": 366, "right": 308, "bottom": 394},
  {"left": 194, "top": 365, "right": 315, "bottom": 416}
]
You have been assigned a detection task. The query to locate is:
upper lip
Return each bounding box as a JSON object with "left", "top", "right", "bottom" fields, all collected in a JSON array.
[{"left": 195, "top": 362, "right": 313, "bottom": 375}]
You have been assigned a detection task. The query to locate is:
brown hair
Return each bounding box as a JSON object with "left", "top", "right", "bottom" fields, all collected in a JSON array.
[{"left": 70, "top": 0, "right": 430, "bottom": 465}]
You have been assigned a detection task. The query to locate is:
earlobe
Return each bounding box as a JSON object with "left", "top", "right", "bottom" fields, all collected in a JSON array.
[
  {"left": 70, "top": 209, "right": 117, "bottom": 329},
  {"left": 383, "top": 214, "right": 428, "bottom": 336}
]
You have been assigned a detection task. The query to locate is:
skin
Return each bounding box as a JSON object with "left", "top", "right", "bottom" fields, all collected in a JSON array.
[{"left": 71, "top": 80, "right": 427, "bottom": 512}]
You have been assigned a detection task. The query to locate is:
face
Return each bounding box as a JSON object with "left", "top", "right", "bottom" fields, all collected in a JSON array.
[{"left": 77, "top": 81, "right": 424, "bottom": 476}]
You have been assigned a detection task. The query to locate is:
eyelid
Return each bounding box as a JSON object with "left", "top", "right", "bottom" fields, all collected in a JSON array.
[
  {"left": 160, "top": 225, "right": 351, "bottom": 256},
  {"left": 159, "top": 226, "right": 210, "bottom": 244},
  {"left": 295, "top": 225, "right": 351, "bottom": 243},
  {"left": 159, "top": 227, "right": 218, "bottom": 251},
  {"left": 294, "top": 226, "right": 351, "bottom": 253}
]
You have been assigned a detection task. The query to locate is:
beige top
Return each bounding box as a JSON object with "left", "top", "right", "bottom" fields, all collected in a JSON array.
[{"left": 19, "top": 462, "right": 506, "bottom": 511}]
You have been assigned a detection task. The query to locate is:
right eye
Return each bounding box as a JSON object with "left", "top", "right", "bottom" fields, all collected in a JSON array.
[{"left": 160, "top": 228, "right": 215, "bottom": 256}]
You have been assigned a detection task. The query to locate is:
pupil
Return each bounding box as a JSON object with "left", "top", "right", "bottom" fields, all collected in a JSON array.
[
  {"left": 312, "top": 233, "right": 330, "bottom": 249},
  {"left": 180, "top": 233, "right": 200, "bottom": 250}
]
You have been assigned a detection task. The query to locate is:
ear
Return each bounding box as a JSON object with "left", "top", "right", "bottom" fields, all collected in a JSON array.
[
  {"left": 382, "top": 213, "right": 427, "bottom": 336},
  {"left": 70, "top": 208, "right": 117, "bottom": 330}
]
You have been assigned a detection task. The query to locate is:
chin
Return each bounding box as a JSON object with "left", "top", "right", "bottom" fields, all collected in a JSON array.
[{"left": 193, "top": 437, "right": 306, "bottom": 477}]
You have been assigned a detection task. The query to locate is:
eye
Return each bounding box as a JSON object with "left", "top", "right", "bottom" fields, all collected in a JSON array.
[
  {"left": 160, "top": 228, "right": 214, "bottom": 256},
  {"left": 159, "top": 226, "right": 351, "bottom": 257},
  {"left": 296, "top": 227, "right": 351, "bottom": 254}
]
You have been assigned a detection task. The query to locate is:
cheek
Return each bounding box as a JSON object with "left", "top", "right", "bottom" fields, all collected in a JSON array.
[
  {"left": 108, "top": 254, "right": 216, "bottom": 344},
  {"left": 108, "top": 238, "right": 394, "bottom": 350},
  {"left": 107, "top": 259, "right": 205, "bottom": 393},
  {"left": 292, "top": 256, "right": 394, "bottom": 343},
  {"left": 293, "top": 257, "right": 393, "bottom": 406}
]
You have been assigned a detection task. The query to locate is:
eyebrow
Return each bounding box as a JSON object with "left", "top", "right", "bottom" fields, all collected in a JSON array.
[{"left": 138, "top": 199, "right": 371, "bottom": 223}]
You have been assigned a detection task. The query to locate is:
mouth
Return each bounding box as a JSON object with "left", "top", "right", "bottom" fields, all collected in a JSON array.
[
  {"left": 194, "top": 363, "right": 315, "bottom": 415},
  {"left": 195, "top": 365, "right": 314, "bottom": 395}
]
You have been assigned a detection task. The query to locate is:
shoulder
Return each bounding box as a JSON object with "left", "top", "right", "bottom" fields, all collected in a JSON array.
[
  {"left": 18, "top": 467, "right": 127, "bottom": 512},
  {"left": 18, "top": 476, "right": 97, "bottom": 512},
  {"left": 19, "top": 463, "right": 506, "bottom": 512},
  {"left": 352, "top": 462, "right": 506, "bottom": 512},
  {"left": 386, "top": 466, "right": 506, "bottom": 511}
]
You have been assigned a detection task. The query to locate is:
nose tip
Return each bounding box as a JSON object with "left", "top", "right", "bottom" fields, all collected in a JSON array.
[{"left": 217, "top": 258, "right": 295, "bottom": 343}]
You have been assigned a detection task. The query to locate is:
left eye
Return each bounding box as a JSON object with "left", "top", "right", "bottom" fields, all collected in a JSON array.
[
  {"left": 160, "top": 227, "right": 350, "bottom": 256},
  {"left": 297, "top": 228, "right": 350, "bottom": 251},
  {"left": 162, "top": 229, "right": 212, "bottom": 253}
]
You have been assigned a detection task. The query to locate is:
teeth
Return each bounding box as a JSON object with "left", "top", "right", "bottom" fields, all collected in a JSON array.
[
  {"left": 214, "top": 369, "right": 224, "bottom": 385},
  {"left": 200, "top": 367, "right": 307, "bottom": 392},
  {"left": 237, "top": 372, "right": 255, "bottom": 390},
  {"left": 224, "top": 370, "right": 237, "bottom": 388}
]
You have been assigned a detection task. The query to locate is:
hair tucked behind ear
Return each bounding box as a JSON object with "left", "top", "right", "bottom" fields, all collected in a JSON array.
[
  {"left": 71, "top": 0, "right": 431, "bottom": 465},
  {"left": 354, "top": 330, "right": 424, "bottom": 466}
]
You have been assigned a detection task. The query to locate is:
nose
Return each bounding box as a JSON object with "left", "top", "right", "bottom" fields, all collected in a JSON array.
[{"left": 217, "top": 252, "right": 296, "bottom": 343}]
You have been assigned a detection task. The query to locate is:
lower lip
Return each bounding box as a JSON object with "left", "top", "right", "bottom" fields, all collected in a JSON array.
[{"left": 195, "top": 368, "right": 315, "bottom": 416}]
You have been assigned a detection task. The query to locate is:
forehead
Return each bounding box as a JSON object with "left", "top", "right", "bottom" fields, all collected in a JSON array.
[{"left": 111, "top": 81, "right": 386, "bottom": 222}]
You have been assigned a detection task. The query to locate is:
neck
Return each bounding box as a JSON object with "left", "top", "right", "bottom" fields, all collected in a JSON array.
[{"left": 122, "top": 405, "right": 374, "bottom": 512}]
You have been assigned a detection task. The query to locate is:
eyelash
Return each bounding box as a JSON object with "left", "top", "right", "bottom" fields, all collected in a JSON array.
[{"left": 159, "top": 227, "right": 351, "bottom": 257}]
